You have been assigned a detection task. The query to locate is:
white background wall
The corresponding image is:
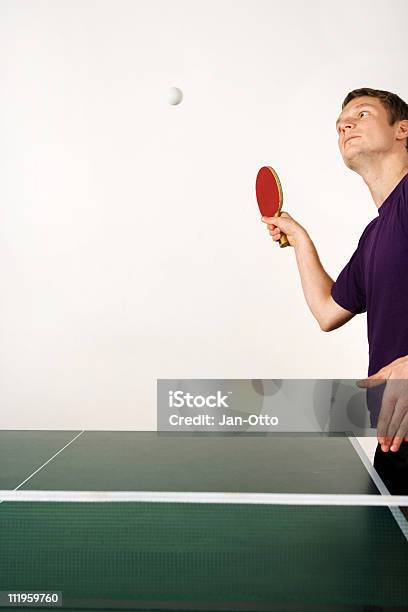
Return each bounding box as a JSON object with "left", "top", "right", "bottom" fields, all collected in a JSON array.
[{"left": 0, "top": 0, "right": 406, "bottom": 429}]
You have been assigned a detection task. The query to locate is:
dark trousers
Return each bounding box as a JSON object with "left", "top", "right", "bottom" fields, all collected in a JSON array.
[
  {"left": 374, "top": 441, "right": 408, "bottom": 520},
  {"left": 374, "top": 440, "right": 408, "bottom": 494}
]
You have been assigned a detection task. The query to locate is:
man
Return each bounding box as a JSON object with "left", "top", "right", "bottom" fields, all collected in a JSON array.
[{"left": 262, "top": 88, "right": 408, "bottom": 494}]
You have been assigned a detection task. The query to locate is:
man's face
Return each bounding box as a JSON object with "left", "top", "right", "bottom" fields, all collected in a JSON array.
[{"left": 336, "top": 96, "right": 397, "bottom": 170}]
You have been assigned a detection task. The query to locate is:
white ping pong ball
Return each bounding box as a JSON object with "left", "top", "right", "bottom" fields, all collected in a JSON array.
[{"left": 168, "top": 87, "right": 183, "bottom": 105}]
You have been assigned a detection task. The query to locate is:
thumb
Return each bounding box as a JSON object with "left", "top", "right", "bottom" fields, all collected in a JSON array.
[
  {"left": 261, "top": 211, "right": 292, "bottom": 225},
  {"left": 356, "top": 376, "right": 387, "bottom": 389}
]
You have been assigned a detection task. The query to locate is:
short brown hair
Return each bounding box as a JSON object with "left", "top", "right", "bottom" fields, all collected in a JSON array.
[{"left": 342, "top": 87, "right": 408, "bottom": 152}]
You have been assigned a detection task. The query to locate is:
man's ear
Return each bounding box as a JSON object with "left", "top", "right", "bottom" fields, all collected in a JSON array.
[{"left": 396, "top": 119, "right": 408, "bottom": 142}]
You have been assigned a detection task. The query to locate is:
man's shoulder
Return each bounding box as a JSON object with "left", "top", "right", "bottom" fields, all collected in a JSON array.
[
  {"left": 358, "top": 217, "right": 378, "bottom": 246},
  {"left": 401, "top": 172, "right": 408, "bottom": 202}
]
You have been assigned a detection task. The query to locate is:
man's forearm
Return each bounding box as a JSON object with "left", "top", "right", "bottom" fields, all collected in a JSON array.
[{"left": 293, "top": 233, "right": 334, "bottom": 328}]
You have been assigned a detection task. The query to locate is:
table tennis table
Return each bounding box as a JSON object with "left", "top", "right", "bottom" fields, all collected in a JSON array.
[{"left": 0, "top": 430, "right": 407, "bottom": 611}]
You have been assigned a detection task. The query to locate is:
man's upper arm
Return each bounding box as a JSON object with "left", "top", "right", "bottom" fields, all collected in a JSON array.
[
  {"left": 329, "top": 229, "right": 369, "bottom": 326},
  {"left": 322, "top": 294, "right": 355, "bottom": 332}
]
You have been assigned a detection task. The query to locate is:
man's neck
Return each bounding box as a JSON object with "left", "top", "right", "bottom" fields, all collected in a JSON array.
[{"left": 358, "top": 154, "right": 408, "bottom": 208}]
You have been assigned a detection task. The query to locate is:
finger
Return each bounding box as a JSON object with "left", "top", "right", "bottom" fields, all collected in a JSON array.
[
  {"left": 279, "top": 211, "right": 293, "bottom": 220},
  {"left": 377, "top": 385, "right": 397, "bottom": 449},
  {"left": 262, "top": 216, "right": 279, "bottom": 224},
  {"left": 386, "top": 395, "right": 406, "bottom": 436},
  {"left": 357, "top": 377, "right": 386, "bottom": 389},
  {"left": 262, "top": 216, "right": 284, "bottom": 228},
  {"left": 390, "top": 410, "right": 408, "bottom": 452},
  {"left": 390, "top": 436, "right": 404, "bottom": 452},
  {"left": 384, "top": 399, "right": 406, "bottom": 447}
]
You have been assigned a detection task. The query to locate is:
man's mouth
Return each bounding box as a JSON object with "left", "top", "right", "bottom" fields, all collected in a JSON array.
[{"left": 345, "top": 136, "right": 361, "bottom": 146}]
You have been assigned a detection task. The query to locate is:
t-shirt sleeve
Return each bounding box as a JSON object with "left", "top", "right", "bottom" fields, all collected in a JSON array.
[{"left": 331, "top": 242, "right": 367, "bottom": 314}]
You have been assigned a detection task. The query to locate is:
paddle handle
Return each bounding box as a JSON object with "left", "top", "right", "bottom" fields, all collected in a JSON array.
[
  {"left": 276, "top": 210, "right": 290, "bottom": 248},
  {"left": 279, "top": 233, "right": 289, "bottom": 248}
]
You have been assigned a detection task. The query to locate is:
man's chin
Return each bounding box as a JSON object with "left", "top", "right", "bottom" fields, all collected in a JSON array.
[{"left": 343, "top": 151, "right": 363, "bottom": 172}]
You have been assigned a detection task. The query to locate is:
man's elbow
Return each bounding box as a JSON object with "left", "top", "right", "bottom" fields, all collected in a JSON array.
[
  {"left": 319, "top": 319, "right": 333, "bottom": 332},
  {"left": 319, "top": 317, "right": 350, "bottom": 332},
  {"left": 316, "top": 298, "right": 354, "bottom": 332}
]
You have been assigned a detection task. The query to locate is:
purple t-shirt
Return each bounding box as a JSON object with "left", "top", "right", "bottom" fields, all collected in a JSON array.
[{"left": 331, "top": 173, "right": 408, "bottom": 375}]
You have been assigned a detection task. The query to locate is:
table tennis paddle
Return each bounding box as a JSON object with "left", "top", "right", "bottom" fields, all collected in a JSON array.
[{"left": 256, "top": 166, "right": 289, "bottom": 248}]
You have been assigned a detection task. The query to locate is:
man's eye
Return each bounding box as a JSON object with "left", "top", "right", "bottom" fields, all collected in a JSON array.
[{"left": 337, "top": 110, "right": 369, "bottom": 133}]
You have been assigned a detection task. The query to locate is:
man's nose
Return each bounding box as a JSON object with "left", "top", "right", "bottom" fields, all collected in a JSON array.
[{"left": 340, "top": 121, "right": 355, "bottom": 133}]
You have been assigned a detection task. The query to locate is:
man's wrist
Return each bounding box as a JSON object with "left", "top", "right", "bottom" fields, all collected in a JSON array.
[{"left": 293, "top": 228, "right": 311, "bottom": 250}]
